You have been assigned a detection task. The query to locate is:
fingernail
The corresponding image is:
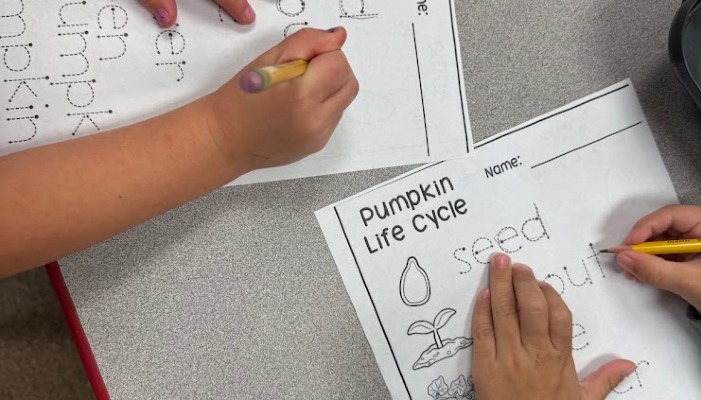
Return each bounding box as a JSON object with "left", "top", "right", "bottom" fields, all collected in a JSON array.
[
  {"left": 617, "top": 253, "right": 644, "bottom": 282},
  {"left": 244, "top": 6, "right": 256, "bottom": 22},
  {"left": 155, "top": 8, "right": 169, "bottom": 26},
  {"left": 512, "top": 263, "right": 530, "bottom": 273},
  {"left": 617, "top": 253, "right": 634, "bottom": 272},
  {"left": 481, "top": 288, "right": 490, "bottom": 299},
  {"left": 625, "top": 364, "right": 637, "bottom": 375},
  {"left": 493, "top": 254, "right": 510, "bottom": 270},
  {"left": 326, "top": 26, "right": 340, "bottom": 33}
]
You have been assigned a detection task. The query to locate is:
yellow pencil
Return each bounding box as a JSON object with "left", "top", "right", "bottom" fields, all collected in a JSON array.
[
  {"left": 240, "top": 59, "right": 308, "bottom": 93},
  {"left": 600, "top": 239, "right": 701, "bottom": 255}
]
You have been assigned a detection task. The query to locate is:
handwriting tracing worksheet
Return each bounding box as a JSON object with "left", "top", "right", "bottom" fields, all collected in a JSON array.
[
  {"left": 0, "top": 0, "right": 472, "bottom": 184},
  {"left": 317, "top": 81, "right": 701, "bottom": 399}
]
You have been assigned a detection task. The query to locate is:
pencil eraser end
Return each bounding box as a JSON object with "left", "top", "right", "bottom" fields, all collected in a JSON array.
[{"left": 240, "top": 71, "right": 264, "bottom": 93}]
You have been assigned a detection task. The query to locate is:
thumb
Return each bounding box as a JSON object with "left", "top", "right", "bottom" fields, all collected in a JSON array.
[
  {"left": 580, "top": 359, "right": 636, "bottom": 400},
  {"left": 139, "top": 0, "right": 177, "bottom": 27},
  {"left": 617, "top": 250, "right": 699, "bottom": 297}
]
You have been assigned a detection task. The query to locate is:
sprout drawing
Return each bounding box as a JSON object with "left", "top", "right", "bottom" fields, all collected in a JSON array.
[{"left": 408, "top": 308, "right": 472, "bottom": 370}]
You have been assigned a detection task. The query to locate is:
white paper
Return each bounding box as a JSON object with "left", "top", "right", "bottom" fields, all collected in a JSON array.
[
  {"left": 316, "top": 80, "right": 701, "bottom": 399},
  {"left": 0, "top": 0, "right": 472, "bottom": 184}
]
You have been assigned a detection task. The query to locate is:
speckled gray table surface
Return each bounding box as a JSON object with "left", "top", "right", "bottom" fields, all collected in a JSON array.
[{"left": 60, "top": 1, "right": 701, "bottom": 399}]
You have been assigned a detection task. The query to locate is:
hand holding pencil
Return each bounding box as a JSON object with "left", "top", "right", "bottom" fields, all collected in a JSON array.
[
  {"left": 611, "top": 205, "right": 701, "bottom": 312},
  {"left": 205, "top": 27, "right": 359, "bottom": 171}
]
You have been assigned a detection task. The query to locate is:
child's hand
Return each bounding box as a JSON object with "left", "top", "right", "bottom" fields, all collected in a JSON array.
[
  {"left": 616, "top": 205, "right": 701, "bottom": 312},
  {"left": 139, "top": 0, "right": 256, "bottom": 27},
  {"left": 472, "top": 253, "right": 635, "bottom": 400},
  {"left": 204, "top": 27, "right": 359, "bottom": 172}
]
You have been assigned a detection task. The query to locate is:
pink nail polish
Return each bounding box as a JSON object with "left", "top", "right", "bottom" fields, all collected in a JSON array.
[{"left": 155, "top": 8, "right": 169, "bottom": 26}]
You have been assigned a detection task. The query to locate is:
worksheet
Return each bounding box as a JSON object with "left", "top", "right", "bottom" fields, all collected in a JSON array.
[
  {"left": 0, "top": 0, "right": 471, "bottom": 184},
  {"left": 317, "top": 81, "right": 701, "bottom": 399}
]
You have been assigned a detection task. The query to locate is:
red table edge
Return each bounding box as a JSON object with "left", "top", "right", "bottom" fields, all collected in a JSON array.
[{"left": 45, "top": 261, "right": 110, "bottom": 400}]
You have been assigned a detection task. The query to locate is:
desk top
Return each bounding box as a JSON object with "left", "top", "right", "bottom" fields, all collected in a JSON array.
[{"left": 60, "top": 1, "right": 701, "bottom": 398}]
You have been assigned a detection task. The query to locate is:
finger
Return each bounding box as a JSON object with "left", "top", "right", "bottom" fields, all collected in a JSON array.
[
  {"left": 624, "top": 205, "right": 701, "bottom": 245},
  {"left": 139, "top": 0, "right": 177, "bottom": 27},
  {"left": 276, "top": 27, "right": 347, "bottom": 64},
  {"left": 216, "top": 0, "right": 256, "bottom": 24},
  {"left": 240, "top": 27, "right": 347, "bottom": 79},
  {"left": 488, "top": 253, "right": 521, "bottom": 350},
  {"left": 303, "top": 50, "right": 354, "bottom": 102},
  {"left": 236, "top": 28, "right": 348, "bottom": 94},
  {"left": 323, "top": 74, "right": 359, "bottom": 112},
  {"left": 512, "top": 264, "right": 550, "bottom": 347},
  {"left": 472, "top": 288, "right": 496, "bottom": 361},
  {"left": 539, "top": 282, "right": 572, "bottom": 351},
  {"left": 580, "top": 359, "right": 636, "bottom": 400},
  {"left": 616, "top": 250, "right": 701, "bottom": 298},
  {"left": 624, "top": 272, "right": 642, "bottom": 283}
]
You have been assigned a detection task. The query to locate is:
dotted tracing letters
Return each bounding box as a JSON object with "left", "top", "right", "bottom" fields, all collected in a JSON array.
[
  {"left": 613, "top": 360, "right": 650, "bottom": 394},
  {"left": 339, "top": 0, "right": 378, "bottom": 19},
  {"left": 1, "top": 0, "right": 27, "bottom": 39},
  {"left": 154, "top": 24, "right": 186, "bottom": 82}
]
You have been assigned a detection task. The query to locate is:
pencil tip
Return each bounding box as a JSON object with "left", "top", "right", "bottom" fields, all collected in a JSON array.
[{"left": 599, "top": 249, "right": 609, "bottom": 254}]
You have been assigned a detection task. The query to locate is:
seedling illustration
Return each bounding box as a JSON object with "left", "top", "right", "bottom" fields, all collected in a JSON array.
[{"left": 407, "top": 308, "right": 472, "bottom": 370}]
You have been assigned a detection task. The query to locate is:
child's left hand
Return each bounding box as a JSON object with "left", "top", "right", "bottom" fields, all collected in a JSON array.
[
  {"left": 472, "top": 253, "right": 636, "bottom": 400},
  {"left": 139, "top": 0, "right": 257, "bottom": 27}
]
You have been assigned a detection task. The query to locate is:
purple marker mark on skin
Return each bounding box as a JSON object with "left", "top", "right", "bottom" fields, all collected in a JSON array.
[
  {"left": 156, "top": 8, "right": 169, "bottom": 26},
  {"left": 240, "top": 71, "right": 264, "bottom": 93}
]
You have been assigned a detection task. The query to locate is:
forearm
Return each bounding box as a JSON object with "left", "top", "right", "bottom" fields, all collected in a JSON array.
[{"left": 0, "top": 96, "right": 248, "bottom": 277}]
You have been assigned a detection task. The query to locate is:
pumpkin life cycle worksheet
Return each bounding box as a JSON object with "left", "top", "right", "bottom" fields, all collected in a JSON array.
[{"left": 316, "top": 81, "right": 701, "bottom": 399}]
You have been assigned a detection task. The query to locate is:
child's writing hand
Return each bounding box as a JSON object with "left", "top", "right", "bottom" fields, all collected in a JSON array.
[
  {"left": 204, "top": 27, "right": 358, "bottom": 172},
  {"left": 139, "top": 0, "right": 256, "bottom": 27},
  {"left": 472, "top": 253, "right": 635, "bottom": 400},
  {"left": 616, "top": 205, "right": 701, "bottom": 312}
]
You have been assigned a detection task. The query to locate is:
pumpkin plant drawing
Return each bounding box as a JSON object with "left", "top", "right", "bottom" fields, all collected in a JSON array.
[
  {"left": 427, "top": 375, "right": 476, "bottom": 400},
  {"left": 407, "top": 308, "right": 472, "bottom": 370}
]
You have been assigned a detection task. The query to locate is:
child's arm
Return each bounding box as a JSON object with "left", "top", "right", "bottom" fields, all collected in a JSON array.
[
  {"left": 615, "top": 205, "right": 701, "bottom": 313},
  {"left": 471, "top": 253, "right": 635, "bottom": 400},
  {"left": 0, "top": 27, "right": 358, "bottom": 278},
  {"left": 139, "top": 0, "right": 257, "bottom": 27}
]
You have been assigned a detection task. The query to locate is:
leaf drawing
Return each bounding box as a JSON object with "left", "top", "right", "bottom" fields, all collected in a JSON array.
[
  {"left": 407, "top": 320, "right": 434, "bottom": 335},
  {"left": 448, "top": 375, "right": 468, "bottom": 396},
  {"left": 427, "top": 376, "right": 448, "bottom": 399},
  {"left": 428, "top": 375, "right": 476, "bottom": 400},
  {"left": 433, "top": 308, "right": 456, "bottom": 330}
]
